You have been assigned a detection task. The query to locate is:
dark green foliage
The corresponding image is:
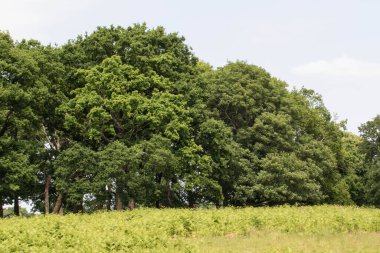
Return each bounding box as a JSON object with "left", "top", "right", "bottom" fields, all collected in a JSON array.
[
  {"left": 54, "top": 144, "right": 98, "bottom": 212},
  {"left": 254, "top": 153, "right": 323, "bottom": 205}
]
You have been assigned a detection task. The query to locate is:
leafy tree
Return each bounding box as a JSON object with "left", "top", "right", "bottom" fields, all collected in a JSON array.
[
  {"left": 53, "top": 144, "right": 98, "bottom": 213},
  {"left": 56, "top": 25, "right": 202, "bottom": 209},
  {"left": 1, "top": 25, "right": 376, "bottom": 213},
  {"left": 253, "top": 153, "right": 323, "bottom": 205},
  {"left": 196, "top": 119, "right": 246, "bottom": 206},
  {"left": 365, "top": 160, "right": 380, "bottom": 206},
  {"left": 203, "top": 62, "right": 287, "bottom": 131},
  {"left": 359, "top": 115, "right": 380, "bottom": 206},
  {"left": 359, "top": 115, "right": 380, "bottom": 162},
  {"left": 0, "top": 32, "right": 45, "bottom": 215},
  {"left": 339, "top": 133, "right": 366, "bottom": 205}
]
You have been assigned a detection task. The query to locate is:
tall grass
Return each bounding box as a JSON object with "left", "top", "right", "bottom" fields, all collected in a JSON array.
[{"left": 0, "top": 205, "right": 379, "bottom": 252}]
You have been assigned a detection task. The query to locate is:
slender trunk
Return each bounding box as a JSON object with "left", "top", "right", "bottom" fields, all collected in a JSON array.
[
  {"left": 14, "top": 195, "right": 19, "bottom": 216},
  {"left": 96, "top": 203, "right": 103, "bottom": 210},
  {"left": 166, "top": 180, "right": 173, "bottom": 207},
  {"left": 95, "top": 197, "right": 103, "bottom": 210},
  {"left": 155, "top": 173, "right": 162, "bottom": 208},
  {"left": 44, "top": 175, "right": 52, "bottom": 214},
  {"left": 115, "top": 193, "right": 123, "bottom": 210},
  {"left": 53, "top": 193, "right": 63, "bottom": 214},
  {"left": 80, "top": 198, "right": 84, "bottom": 213},
  {"left": 115, "top": 182, "right": 123, "bottom": 210},
  {"left": 59, "top": 206, "right": 64, "bottom": 215},
  {"left": 107, "top": 185, "right": 112, "bottom": 211},
  {"left": 188, "top": 191, "right": 195, "bottom": 208},
  {"left": 220, "top": 188, "right": 227, "bottom": 207},
  {"left": 72, "top": 200, "right": 83, "bottom": 214},
  {"left": 0, "top": 194, "right": 3, "bottom": 218},
  {"left": 128, "top": 198, "right": 135, "bottom": 210}
]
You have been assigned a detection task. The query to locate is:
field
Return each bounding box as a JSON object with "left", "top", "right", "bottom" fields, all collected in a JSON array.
[{"left": 0, "top": 206, "right": 379, "bottom": 252}]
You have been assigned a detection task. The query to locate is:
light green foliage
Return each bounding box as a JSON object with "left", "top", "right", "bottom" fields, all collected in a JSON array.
[
  {"left": 54, "top": 25, "right": 225, "bottom": 210},
  {"left": 0, "top": 206, "right": 379, "bottom": 252},
  {"left": 60, "top": 55, "right": 188, "bottom": 144}
]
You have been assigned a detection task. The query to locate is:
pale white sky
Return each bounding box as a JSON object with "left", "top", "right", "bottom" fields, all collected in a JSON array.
[{"left": 1, "top": 0, "right": 380, "bottom": 134}]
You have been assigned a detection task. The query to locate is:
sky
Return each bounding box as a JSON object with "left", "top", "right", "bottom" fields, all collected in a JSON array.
[{"left": 1, "top": 0, "right": 380, "bottom": 134}]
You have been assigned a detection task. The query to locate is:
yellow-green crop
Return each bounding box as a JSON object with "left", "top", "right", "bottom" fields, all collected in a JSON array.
[{"left": 0, "top": 205, "right": 379, "bottom": 252}]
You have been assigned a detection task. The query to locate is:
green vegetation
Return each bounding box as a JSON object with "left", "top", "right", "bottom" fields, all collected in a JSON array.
[
  {"left": 0, "top": 206, "right": 379, "bottom": 252},
  {"left": 1, "top": 24, "right": 380, "bottom": 216},
  {"left": 190, "top": 232, "right": 380, "bottom": 253}
]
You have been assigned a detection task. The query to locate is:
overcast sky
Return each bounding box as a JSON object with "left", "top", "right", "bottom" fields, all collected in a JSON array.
[{"left": 1, "top": 0, "right": 379, "bottom": 134}]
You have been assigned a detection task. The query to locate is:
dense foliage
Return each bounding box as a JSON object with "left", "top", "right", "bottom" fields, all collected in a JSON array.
[
  {"left": 0, "top": 206, "right": 379, "bottom": 252},
  {"left": 0, "top": 24, "right": 379, "bottom": 214}
]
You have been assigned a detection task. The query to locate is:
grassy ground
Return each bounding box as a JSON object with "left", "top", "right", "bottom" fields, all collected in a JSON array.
[
  {"left": 0, "top": 205, "right": 379, "bottom": 252},
  {"left": 190, "top": 231, "right": 380, "bottom": 252}
]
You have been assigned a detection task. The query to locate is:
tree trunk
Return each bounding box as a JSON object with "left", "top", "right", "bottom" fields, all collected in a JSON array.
[
  {"left": 107, "top": 185, "right": 112, "bottom": 211},
  {"left": 72, "top": 203, "right": 83, "bottom": 213},
  {"left": 44, "top": 175, "right": 51, "bottom": 214},
  {"left": 95, "top": 198, "right": 104, "bottom": 210},
  {"left": 115, "top": 193, "right": 123, "bottom": 210},
  {"left": 53, "top": 193, "right": 63, "bottom": 214},
  {"left": 221, "top": 188, "right": 229, "bottom": 207},
  {"left": 188, "top": 191, "right": 195, "bottom": 208},
  {"left": 0, "top": 194, "right": 3, "bottom": 218},
  {"left": 128, "top": 198, "right": 135, "bottom": 210},
  {"left": 155, "top": 173, "right": 162, "bottom": 208},
  {"left": 72, "top": 202, "right": 82, "bottom": 214},
  {"left": 166, "top": 180, "right": 173, "bottom": 207},
  {"left": 14, "top": 195, "right": 20, "bottom": 216},
  {"left": 115, "top": 182, "right": 123, "bottom": 210}
]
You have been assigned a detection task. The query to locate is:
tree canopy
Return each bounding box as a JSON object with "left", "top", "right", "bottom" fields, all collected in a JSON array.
[{"left": 0, "top": 24, "right": 379, "bottom": 215}]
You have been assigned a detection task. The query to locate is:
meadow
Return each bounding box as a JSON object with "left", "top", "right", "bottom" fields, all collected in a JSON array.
[{"left": 0, "top": 205, "right": 379, "bottom": 252}]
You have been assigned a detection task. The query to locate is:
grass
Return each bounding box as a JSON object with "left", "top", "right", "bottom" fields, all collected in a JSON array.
[
  {"left": 0, "top": 205, "right": 379, "bottom": 252},
  {"left": 190, "top": 231, "right": 380, "bottom": 253}
]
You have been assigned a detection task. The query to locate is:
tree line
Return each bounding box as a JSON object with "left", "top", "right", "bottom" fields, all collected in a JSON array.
[{"left": 1, "top": 24, "right": 380, "bottom": 216}]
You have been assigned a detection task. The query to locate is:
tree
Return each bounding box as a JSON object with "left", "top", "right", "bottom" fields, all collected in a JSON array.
[
  {"left": 359, "top": 115, "right": 380, "bottom": 206},
  {"left": 53, "top": 144, "right": 98, "bottom": 213},
  {"left": 56, "top": 25, "right": 200, "bottom": 209},
  {"left": 359, "top": 115, "right": 380, "bottom": 162},
  {"left": 253, "top": 153, "right": 323, "bottom": 205},
  {"left": 1, "top": 25, "right": 374, "bottom": 212},
  {"left": 339, "top": 133, "right": 366, "bottom": 205},
  {"left": 0, "top": 32, "right": 45, "bottom": 215},
  {"left": 196, "top": 119, "right": 245, "bottom": 206}
]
